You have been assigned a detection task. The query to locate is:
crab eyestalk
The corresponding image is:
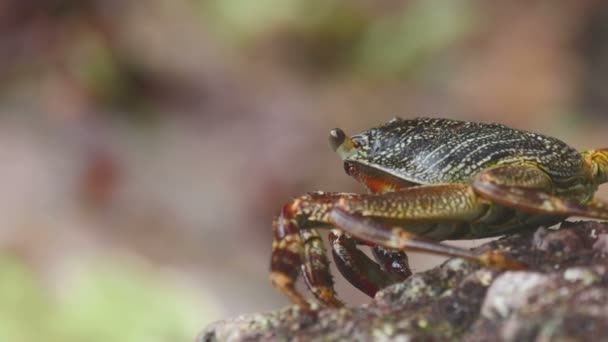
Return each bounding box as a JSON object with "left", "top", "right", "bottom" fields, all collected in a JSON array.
[
  {"left": 583, "top": 148, "right": 608, "bottom": 185},
  {"left": 329, "top": 128, "right": 358, "bottom": 160}
]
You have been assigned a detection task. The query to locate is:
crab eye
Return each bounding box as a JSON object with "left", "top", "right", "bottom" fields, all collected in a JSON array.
[{"left": 329, "top": 128, "right": 346, "bottom": 152}]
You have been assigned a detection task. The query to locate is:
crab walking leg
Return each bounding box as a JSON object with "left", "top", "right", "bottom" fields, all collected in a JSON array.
[
  {"left": 270, "top": 186, "right": 524, "bottom": 308},
  {"left": 328, "top": 230, "right": 401, "bottom": 297},
  {"left": 473, "top": 165, "right": 608, "bottom": 219},
  {"left": 300, "top": 229, "right": 344, "bottom": 307},
  {"left": 328, "top": 184, "right": 527, "bottom": 270},
  {"left": 270, "top": 213, "right": 310, "bottom": 309},
  {"left": 270, "top": 192, "right": 350, "bottom": 310},
  {"left": 330, "top": 209, "right": 525, "bottom": 270},
  {"left": 271, "top": 192, "right": 409, "bottom": 306}
]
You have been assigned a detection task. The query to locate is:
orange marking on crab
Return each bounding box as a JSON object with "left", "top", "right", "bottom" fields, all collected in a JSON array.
[
  {"left": 345, "top": 162, "right": 414, "bottom": 194},
  {"left": 364, "top": 176, "right": 404, "bottom": 193}
]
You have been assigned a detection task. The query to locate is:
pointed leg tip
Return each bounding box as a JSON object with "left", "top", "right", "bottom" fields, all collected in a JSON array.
[
  {"left": 296, "top": 302, "right": 316, "bottom": 316},
  {"left": 318, "top": 288, "right": 345, "bottom": 308},
  {"left": 270, "top": 271, "right": 312, "bottom": 310},
  {"left": 503, "top": 259, "right": 528, "bottom": 271},
  {"left": 479, "top": 252, "right": 528, "bottom": 271}
]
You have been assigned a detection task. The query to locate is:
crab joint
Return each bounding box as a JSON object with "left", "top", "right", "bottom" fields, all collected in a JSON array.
[{"left": 583, "top": 148, "right": 608, "bottom": 185}]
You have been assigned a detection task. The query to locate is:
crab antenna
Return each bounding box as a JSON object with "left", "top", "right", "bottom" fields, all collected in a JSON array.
[
  {"left": 583, "top": 148, "right": 608, "bottom": 185},
  {"left": 329, "top": 128, "right": 357, "bottom": 160}
]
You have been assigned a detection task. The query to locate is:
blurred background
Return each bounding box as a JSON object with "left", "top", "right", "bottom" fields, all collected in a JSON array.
[{"left": 1, "top": 0, "right": 608, "bottom": 340}]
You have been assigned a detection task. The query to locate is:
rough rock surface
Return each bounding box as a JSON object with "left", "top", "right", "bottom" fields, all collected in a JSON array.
[{"left": 200, "top": 221, "right": 608, "bottom": 341}]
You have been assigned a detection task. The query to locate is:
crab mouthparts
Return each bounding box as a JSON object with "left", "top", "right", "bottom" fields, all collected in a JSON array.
[{"left": 329, "top": 128, "right": 358, "bottom": 160}]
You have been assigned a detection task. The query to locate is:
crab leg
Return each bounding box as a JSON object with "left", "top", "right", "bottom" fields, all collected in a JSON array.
[
  {"left": 300, "top": 229, "right": 343, "bottom": 307},
  {"left": 270, "top": 214, "right": 308, "bottom": 309},
  {"left": 329, "top": 208, "right": 524, "bottom": 270},
  {"left": 271, "top": 192, "right": 347, "bottom": 311},
  {"left": 342, "top": 184, "right": 534, "bottom": 264},
  {"left": 328, "top": 230, "right": 403, "bottom": 297},
  {"left": 270, "top": 187, "right": 525, "bottom": 309},
  {"left": 473, "top": 164, "right": 608, "bottom": 219}
]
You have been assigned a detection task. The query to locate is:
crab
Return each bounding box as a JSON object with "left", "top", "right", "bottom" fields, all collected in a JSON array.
[{"left": 270, "top": 117, "right": 608, "bottom": 311}]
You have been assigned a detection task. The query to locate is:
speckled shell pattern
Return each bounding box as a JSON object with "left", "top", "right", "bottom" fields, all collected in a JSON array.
[{"left": 348, "top": 117, "right": 586, "bottom": 185}]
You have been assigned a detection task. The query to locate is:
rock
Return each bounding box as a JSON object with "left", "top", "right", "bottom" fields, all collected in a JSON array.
[{"left": 200, "top": 221, "right": 608, "bottom": 341}]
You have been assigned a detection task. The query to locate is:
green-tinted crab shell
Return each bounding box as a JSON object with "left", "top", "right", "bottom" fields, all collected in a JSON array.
[{"left": 338, "top": 117, "right": 587, "bottom": 187}]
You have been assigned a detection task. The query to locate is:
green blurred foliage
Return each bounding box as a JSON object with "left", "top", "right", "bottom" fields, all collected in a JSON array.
[
  {"left": 0, "top": 256, "right": 214, "bottom": 342},
  {"left": 356, "top": 0, "right": 476, "bottom": 76},
  {"left": 199, "top": 0, "right": 475, "bottom": 76},
  {"left": 72, "top": 33, "right": 130, "bottom": 106}
]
